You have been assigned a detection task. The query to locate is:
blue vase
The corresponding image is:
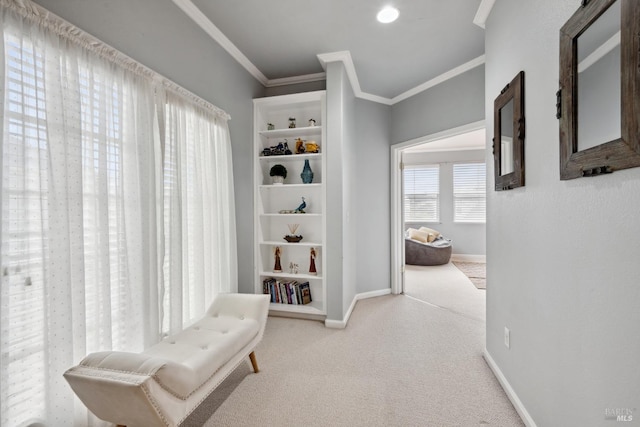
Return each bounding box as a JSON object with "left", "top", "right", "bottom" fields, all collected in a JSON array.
[{"left": 301, "top": 159, "right": 314, "bottom": 184}]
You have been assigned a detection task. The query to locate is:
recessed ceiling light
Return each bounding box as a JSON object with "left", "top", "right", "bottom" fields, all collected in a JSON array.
[{"left": 377, "top": 6, "right": 399, "bottom": 24}]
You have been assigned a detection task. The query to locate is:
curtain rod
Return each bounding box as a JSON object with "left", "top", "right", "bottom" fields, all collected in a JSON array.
[{"left": 1, "top": 0, "right": 231, "bottom": 121}]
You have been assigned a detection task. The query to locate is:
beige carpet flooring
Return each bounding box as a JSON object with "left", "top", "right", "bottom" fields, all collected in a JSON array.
[
  {"left": 404, "top": 262, "right": 486, "bottom": 323},
  {"left": 180, "top": 270, "right": 523, "bottom": 426}
]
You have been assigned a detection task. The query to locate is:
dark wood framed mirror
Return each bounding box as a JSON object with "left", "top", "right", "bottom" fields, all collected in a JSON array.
[
  {"left": 493, "top": 71, "right": 525, "bottom": 191},
  {"left": 558, "top": 0, "right": 640, "bottom": 180}
]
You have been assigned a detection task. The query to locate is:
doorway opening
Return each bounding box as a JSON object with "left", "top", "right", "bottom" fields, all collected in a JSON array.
[{"left": 390, "top": 121, "right": 486, "bottom": 296}]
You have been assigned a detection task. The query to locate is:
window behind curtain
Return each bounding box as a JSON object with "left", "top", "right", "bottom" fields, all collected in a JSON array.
[
  {"left": 2, "top": 33, "right": 49, "bottom": 425},
  {"left": 161, "top": 96, "right": 232, "bottom": 336},
  {"left": 2, "top": 30, "right": 139, "bottom": 426},
  {"left": 1, "top": 4, "right": 235, "bottom": 424},
  {"left": 453, "top": 162, "right": 486, "bottom": 223},
  {"left": 403, "top": 165, "right": 439, "bottom": 223}
]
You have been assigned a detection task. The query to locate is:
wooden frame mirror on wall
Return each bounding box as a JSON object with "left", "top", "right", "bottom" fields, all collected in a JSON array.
[
  {"left": 558, "top": 0, "right": 640, "bottom": 180},
  {"left": 493, "top": 71, "right": 525, "bottom": 191}
]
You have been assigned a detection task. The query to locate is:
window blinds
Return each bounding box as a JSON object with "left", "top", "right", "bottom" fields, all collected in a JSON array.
[
  {"left": 2, "top": 33, "right": 49, "bottom": 426},
  {"left": 403, "top": 165, "right": 439, "bottom": 222},
  {"left": 453, "top": 163, "right": 486, "bottom": 223}
]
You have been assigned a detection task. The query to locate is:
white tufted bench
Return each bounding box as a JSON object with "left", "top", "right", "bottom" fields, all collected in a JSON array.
[{"left": 64, "top": 293, "right": 270, "bottom": 427}]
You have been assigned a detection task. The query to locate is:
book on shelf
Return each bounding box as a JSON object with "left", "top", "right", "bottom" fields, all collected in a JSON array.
[
  {"left": 299, "top": 282, "right": 312, "bottom": 305},
  {"left": 262, "top": 277, "right": 312, "bottom": 305}
]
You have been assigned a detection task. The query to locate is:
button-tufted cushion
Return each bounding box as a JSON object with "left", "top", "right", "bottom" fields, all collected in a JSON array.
[
  {"left": 64, "top": 293, "right": 270, "bottom": 427},
  {"left": 143, "top": 314, "right": 260, "bottom": 398}
]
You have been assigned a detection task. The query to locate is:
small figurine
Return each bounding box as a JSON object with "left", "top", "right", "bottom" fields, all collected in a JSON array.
[
  {"left": 275, "top": 142, "right": 285, "bottom": 155},
  {"left": 309, "top": 247, "right": 317, "bottom": 275},
  {"left": 295, "top": 138, "right": 305, "bottom": 154},
  {"left": 267, "top": 123, "right": 275, "bottom": 130},
  {"left": 274, "top": 246, "right": 282, "bottom": 272},
  {"left": 295, "top": 197, "right": 306, "bottom": 213},
  {"left": 308, "top": 118, "right": 316, "bottom": 127},
  {"left": 288, "top": 117, "right": 296, "bottom": 128},
  {"left": 284, "top": 140, "right": 292, "bottom": 155},
  {"left": 289, "top": 263, "right": 299, "bottom": 274},
  {"left": 305, "top": 140, "right": 319, "bottom": 153}
]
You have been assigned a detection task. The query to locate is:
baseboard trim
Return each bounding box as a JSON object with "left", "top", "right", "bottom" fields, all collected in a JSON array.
[
  {"left": 483, "top": 349, "right": 537, "bottom": 427},
  {"left": 325, "top": 288, "right": 391, "bottom": 329},
  {"left": 324, "top": 319, "right": 348, "bottom": 328},
  {"left": 451, "top": 254, "right": 486, "bottom": 263}
]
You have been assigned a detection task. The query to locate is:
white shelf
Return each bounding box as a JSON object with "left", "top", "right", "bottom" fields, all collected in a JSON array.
[
  {"left": 258, "top": 153, "right": 322, "bottom": 162},
  {"left": 267, "top": 300, "right": 325, "bottom": 315},
  {"left": 260, "top": 241, "right": 323, "bottom": 247},
  {"left": 259, "top": 271, "right": 322, "bottom": 280},
  {"left": 259, "top": 126, "right": 321, "bottom": 139},
  {"left": 260, "top": 183, "right": 322, "bottom": 189},
  {"left": 260, "top": 213, "right": 321, "bottom": 217}
]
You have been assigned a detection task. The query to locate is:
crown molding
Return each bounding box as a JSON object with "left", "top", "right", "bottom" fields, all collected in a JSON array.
[
  {"left": 317, "top": 51, "right": 393, "bottom": 105},
  {"left": 473, "top": 0, "right": 496, "bottom": 29},
  {"left": 318, "top": 52, "right": 485, "bottom": 106},
  {"left": 172, "top": 0, "right": 268, "bottom": 85},
  {"left": 174, "top": 0, "right": 326, "bottom": 88},
  {"left": 175, "top": 0, "right": 486, "bottom": 106},
  {"left": 391, "top": 55, "right": 485, "bottom": 104}
]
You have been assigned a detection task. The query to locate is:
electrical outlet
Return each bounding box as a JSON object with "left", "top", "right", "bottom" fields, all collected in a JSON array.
[{"left": 504, "top": 327, "right": 510, "bottom": 349}]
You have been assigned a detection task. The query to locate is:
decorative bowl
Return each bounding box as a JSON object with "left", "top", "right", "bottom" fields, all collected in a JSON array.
[{"left": 284, "top": 235, "right": 303, "bottom": 243}]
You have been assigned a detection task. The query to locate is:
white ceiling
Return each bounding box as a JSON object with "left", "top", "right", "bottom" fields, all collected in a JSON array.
[{"left": 174, "top": 0, "right": 491, "bottom": 103}]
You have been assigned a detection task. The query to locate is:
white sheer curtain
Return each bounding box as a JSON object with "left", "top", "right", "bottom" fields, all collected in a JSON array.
[
  {"left": 160, "top": 91, "right": 237, "bottom": 336},
  {"left": 0, "top": 1, "right": 237, "bottom": 426}
]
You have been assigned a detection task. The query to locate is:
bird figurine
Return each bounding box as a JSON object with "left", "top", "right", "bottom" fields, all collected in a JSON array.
[{"left": 295, "top": 197, "right": 306, "bottom": 213}]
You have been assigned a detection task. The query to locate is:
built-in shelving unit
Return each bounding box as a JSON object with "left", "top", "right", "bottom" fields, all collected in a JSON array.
[{"left": 253, "top": 91, "right": 327, "bottom": 318}]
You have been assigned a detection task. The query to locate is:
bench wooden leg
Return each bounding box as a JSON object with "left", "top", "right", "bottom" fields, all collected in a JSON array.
[{"left": 249, "top": 351, "right": 259, "bottom": 373}]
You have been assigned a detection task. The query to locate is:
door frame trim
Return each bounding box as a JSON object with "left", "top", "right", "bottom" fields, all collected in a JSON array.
[{"left": 390, "top": 121, "right": 485, "bottom": 294}]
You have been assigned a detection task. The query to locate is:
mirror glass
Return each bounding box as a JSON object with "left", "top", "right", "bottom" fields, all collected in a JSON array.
[
  {"left": 493, "top": 70, "right": 524, "bottom": 190},
  {"left": 576, "top": 0, "right": 621, "bottom": 151},
  {"left": 500, "top": 99, "right": 514, "bottom": 176}
]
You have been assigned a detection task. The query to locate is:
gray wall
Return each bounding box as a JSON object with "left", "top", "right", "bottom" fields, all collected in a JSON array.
[
  {"left": 352, "top": 66, "right": 485, "bottom": 302},
  {"left": 341, "top": 69, "right": 357, "bottom": 317},
  {"left": 403, "top": 149, "right": 486, "bottom": 256},
  {"left": 486, "top": 1, "right": 640, "bottom": 426},
  {"left": 325, "top": 66, "right": 484, "bottom": 309},
  {"left": 355, "top": 99, "right": 392, "bottom": 293},
  {"left": 33, "top": 0, "right": 265, "bottom": 293},
  {"left": 391, "top": 65, "right": 485, "bottom": 144},
  {"left": 324, "top": 61, "right": 359, "bottom": 320},
  {"left": 284, "top": 76, "right": 392, "bottom": 309}
]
